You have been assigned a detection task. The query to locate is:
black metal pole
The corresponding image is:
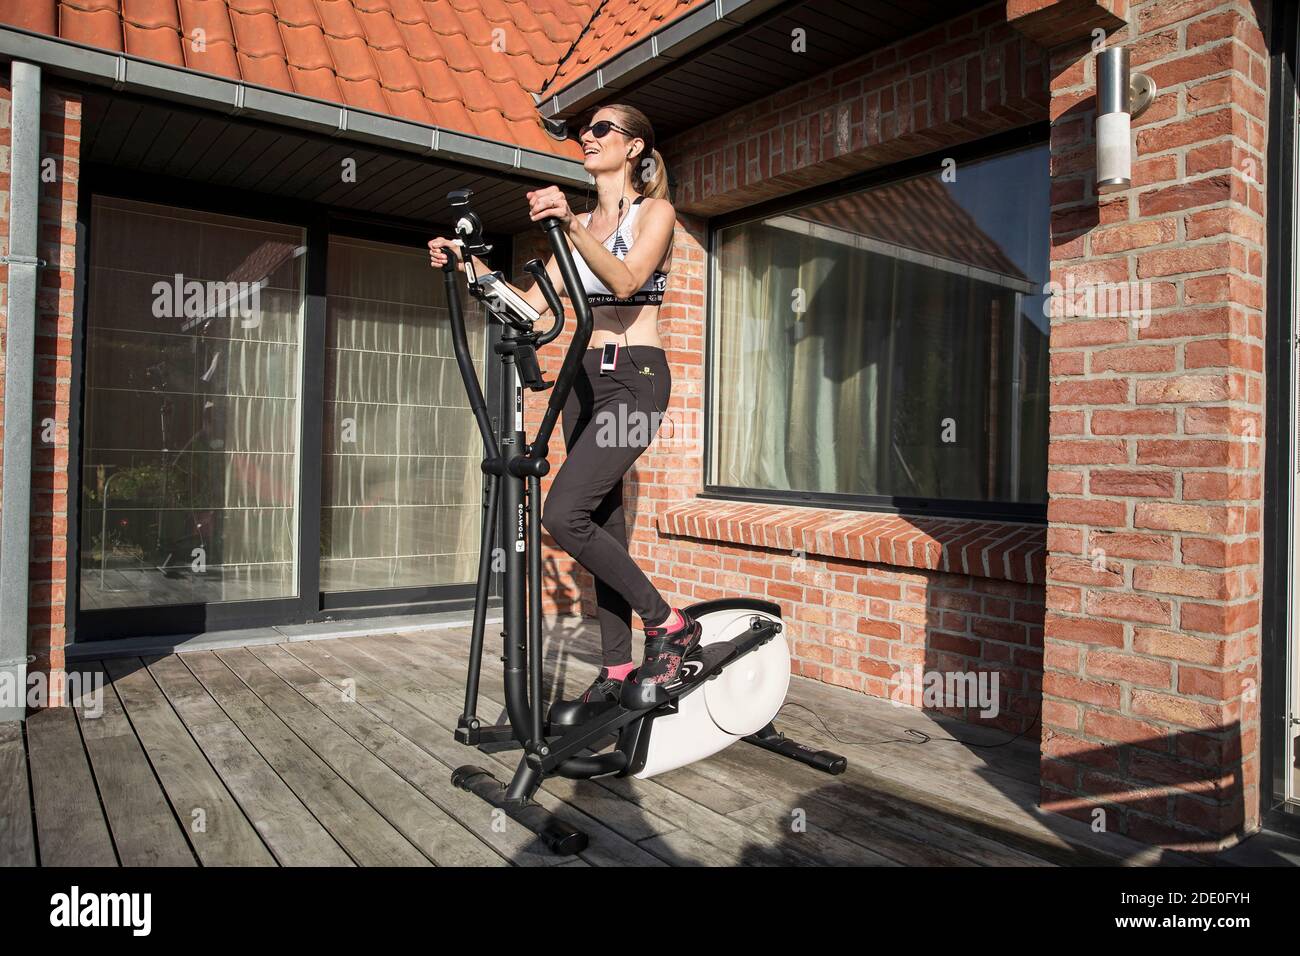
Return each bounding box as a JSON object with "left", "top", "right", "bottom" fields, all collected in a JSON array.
[
  {"left": 527, "top": 473, "right": 545, "bottom": 746},
  {"left": 441, "top": 263, "right": 496, "bottom": 455},
  {"left": 528, "top": 219, "right": 593, "bottom": 456},
  {"left": 458, "top": 470, "right": 498, "bottom": 733}
]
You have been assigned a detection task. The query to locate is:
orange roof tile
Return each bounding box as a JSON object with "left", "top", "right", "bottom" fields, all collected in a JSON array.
[
  {"left": 0, "top": 0, "right": 606, "bottom": 157},
  {"left": 545, "top": 0, "right": 707, "bottom": 93}
]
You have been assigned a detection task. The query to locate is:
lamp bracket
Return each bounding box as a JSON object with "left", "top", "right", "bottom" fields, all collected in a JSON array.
[{"left": 1130, "top": 73, "right": 1156, "bottom": 119}]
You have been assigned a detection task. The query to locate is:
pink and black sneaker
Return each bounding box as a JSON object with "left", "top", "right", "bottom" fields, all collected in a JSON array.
[
  {"left": 548, "top": 667, "right": 627, "bottom": 727},
  {"left": 620, "top": 608, "right": 702, "bottom": 710}
]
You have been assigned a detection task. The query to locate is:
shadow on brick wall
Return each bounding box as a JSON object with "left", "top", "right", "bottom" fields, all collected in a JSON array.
[{"left": 1040, "top": 722, "right": 1254, "bottom": 851}]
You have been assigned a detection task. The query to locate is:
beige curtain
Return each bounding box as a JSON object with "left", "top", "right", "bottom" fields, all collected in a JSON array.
[{"left": 713, "top": 226, "right": 883, "bottom": 496}]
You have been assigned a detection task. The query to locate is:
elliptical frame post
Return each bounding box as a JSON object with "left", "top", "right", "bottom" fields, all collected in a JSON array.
[
  {"left": 442, "top": 260, "right": 504, "bottom": 745},
  {"left": 497, "top": 325, "right": 534, "bottom": 748}
]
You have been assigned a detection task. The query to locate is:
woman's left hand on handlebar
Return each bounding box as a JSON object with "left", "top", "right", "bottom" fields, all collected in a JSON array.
[
  {"left": 526, "top": 187, "right": 573, "bottom": 227},
  {"left": 427, "top": 237, "right": 462, "bottom": 270}
]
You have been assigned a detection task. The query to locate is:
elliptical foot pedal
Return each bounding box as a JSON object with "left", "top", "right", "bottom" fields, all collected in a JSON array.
[{"left": 450, "top": 764, "right": 589, "bottom": 856}]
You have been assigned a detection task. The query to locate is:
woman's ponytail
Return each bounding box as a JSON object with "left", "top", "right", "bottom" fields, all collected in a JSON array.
[
  {"left": 604, "top": 104, "right": 670, "bottom": 201},
  {"left": 641, "top": 147, "right": 670, "bottom": 200}
]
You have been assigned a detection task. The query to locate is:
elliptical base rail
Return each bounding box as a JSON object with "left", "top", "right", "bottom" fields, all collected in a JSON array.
[
  {"left": 743, "top": 722, "right": 847, "bottom": 775},
  {"left": 450, "top": 765, "right": 588, "bottom": 856}
]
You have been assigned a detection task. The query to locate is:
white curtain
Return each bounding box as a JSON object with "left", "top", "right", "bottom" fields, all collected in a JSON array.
[{"left": 321, "top": 236, "right": 487, "bottom": 592}]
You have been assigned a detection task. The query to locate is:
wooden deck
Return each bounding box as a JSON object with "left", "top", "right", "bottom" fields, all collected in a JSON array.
[{"left": 0, "top": 619, "right": 1268, "bottom": 867}]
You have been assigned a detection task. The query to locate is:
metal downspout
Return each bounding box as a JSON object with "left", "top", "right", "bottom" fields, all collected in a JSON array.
[{"left": 1, "top": 61, "right": 42, "bottom": 721}]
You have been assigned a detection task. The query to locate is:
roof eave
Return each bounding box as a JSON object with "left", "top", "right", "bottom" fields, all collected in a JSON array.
[
  {"left": 0, "top": 26, "right": 590, "bottom": 188},
  {"left": 540, "top": 0, "right": 788, "bottom": 122}
]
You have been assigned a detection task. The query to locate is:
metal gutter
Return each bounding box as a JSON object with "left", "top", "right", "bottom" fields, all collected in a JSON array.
[
  {"left": 0, "top": 26, "right": 590, "bottom": 188},
  {"left": 0, "top": 61, "right": 41, "bottom": 721},
  {"left": 540, "top": 0, "right": 788, "bottom": 121}
]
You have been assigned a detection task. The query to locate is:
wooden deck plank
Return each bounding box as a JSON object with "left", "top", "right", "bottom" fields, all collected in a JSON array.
[
  {"left": 249, "top": 642, "right": 564, "bottom": 867},
  {"left": 71, "top": 665, "right": 196, "bottom": 866},
  {"left": 179, "top": 651, "right": 430, "bottom": 867},
  {"left": 0, "top": 722, "right": 37, "bottom": 866},
  {"left": 146, "top": 656, "right": 353, "bottom": 867},
  {"left": 635, "top": 828, "right": 782, "bottom": 866},
  {"left": 778, "top": 674, "right": 1042, "bottom": 786},
  {"left": 638, "top": 762, "right": 766, "bottom": 816},
  {"left": 25, "top": 707, "right": 118, "bottom": 866},
  {"left": 295, "top": 637, "right": 667, "bottom": 866},
  {"left": 212, "top": 647, "right": 505, "bottom": 867},
  {"left": 102, "top": 657, "right": 275, "bottom": 867},
  {"left": 26, "top": 702, "right": 119, "bottom": 868}
]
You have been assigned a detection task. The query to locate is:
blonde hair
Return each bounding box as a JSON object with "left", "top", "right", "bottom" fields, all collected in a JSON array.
[{"left": 603, "top": 104, "right": 669, "bottom": 201}]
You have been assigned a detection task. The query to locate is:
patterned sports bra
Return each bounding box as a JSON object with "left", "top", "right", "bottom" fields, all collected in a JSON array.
[{"left": 572, "top": 196, "right": 669, "bottom": 308}]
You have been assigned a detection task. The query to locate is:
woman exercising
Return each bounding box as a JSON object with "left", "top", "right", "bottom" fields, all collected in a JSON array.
[{"left": 428, "top": 105, "right": 697, "bottom": 721}]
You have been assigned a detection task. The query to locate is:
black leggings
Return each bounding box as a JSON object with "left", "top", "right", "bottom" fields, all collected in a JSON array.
[{"left": 542, "top": 345, "right": 673, "bottom": 666}]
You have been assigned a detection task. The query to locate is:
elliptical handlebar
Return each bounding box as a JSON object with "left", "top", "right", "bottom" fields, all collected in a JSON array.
[
  {"left": 439, "top": 190, "right": 593, "bottom": 465},
  {"left": 439, "top": 256, "right": 497, "bottom": 466},
  {"left": 526, "top": 260, "right": 566, "bottom": 347},
  {"left": 527, "top": 216, "right": 593, "bottom": 457}
]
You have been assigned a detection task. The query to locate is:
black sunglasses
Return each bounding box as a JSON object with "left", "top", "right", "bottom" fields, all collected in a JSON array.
[{"left": 578, "top": 119, "right": 634, "bottom": 140}]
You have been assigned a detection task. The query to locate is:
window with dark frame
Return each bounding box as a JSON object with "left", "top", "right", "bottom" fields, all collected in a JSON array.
[{"left": 707, "top": 140, "right": 1051, "bottom": 521}]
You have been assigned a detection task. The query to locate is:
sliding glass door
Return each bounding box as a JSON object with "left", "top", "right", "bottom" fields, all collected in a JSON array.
[{"left": 76, "top": 194, "right": 489, "bottom": 640}]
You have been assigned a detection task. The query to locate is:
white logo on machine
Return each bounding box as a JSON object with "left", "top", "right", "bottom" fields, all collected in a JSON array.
[{"left": 665, "top": 658, "right": 705, "bottom": 691}]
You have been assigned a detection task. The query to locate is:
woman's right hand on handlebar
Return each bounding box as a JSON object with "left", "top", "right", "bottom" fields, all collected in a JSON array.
[{"left": 428, "top": 237, "right": 462, "bottom": 271}]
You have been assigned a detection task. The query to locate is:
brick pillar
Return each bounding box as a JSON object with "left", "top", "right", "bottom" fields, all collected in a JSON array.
[
  {"left": 1037, "top": 2, "right": 1268, "bottom": 848},
  {"left": 0, "top": 76, "right": 80, "bottom": 707},
  {"left": 29, "top": 85, "right": 80, "bottom": 705}
]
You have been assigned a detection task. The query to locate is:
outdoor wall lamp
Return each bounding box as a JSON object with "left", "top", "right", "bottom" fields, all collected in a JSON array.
[{"left": 1096, "top": 47, "right": 1156, "bottom": 194}]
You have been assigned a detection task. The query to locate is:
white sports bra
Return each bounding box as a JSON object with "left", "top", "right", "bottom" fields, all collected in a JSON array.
[{"left": 573, "top": 196, "right": 669, "bottom": 307}]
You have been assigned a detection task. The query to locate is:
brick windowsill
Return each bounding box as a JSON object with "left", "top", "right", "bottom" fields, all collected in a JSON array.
[{"left": 656, "top": 499, "right": 1047, "bottom": 586}]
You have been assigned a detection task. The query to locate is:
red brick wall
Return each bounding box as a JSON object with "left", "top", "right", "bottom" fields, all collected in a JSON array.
[
  {"left": 0, "top": 74, "right": 80, "bottom": 705},
  {"left": 668, "top": 2, "right": 1049, "bottom": 217},
  {"left": 1039, "top": 0, "right": 1269, "bottom": 848},
  {"left": 515, "top": 4, "right": 1054, "bottom": 737}
]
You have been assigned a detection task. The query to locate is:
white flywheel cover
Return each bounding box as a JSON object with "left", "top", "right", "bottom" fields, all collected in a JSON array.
[{"left": 700, "top": 613, "right": 791, "bottom": 737}]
